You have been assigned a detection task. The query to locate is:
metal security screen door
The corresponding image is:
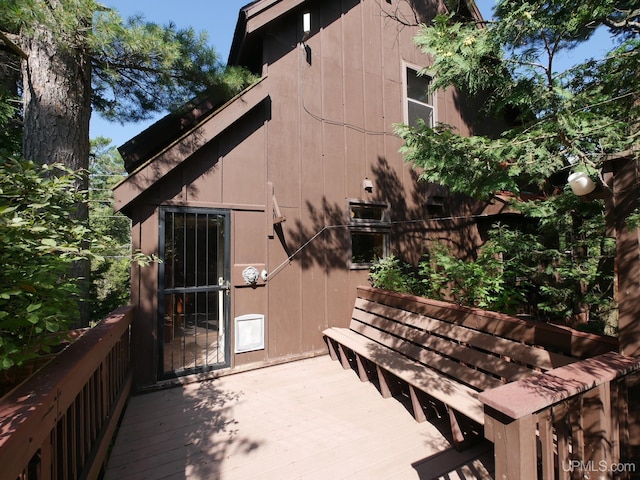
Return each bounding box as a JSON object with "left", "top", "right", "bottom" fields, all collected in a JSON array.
[{"left": 159, "top": 208, "right": 230, "bottom": 377}]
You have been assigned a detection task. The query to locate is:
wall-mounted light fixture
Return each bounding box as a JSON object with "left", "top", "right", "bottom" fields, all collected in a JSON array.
[
  {"left": 301, "top": 11, "right": 311, "bottom": 61},
  {"left": 363, "top": 178, "right": 373, "bottom": 193},
  {"left": 303, "top": 12, "right": 311, "bottom": 35},
  {"left": 567, "top": 172, "right": 596, "bottom": 196},
  {"left": 302, "top": 11, "right": 311, "bottom": 44}
]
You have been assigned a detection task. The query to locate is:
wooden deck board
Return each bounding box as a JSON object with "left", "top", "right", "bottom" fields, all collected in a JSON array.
[{"left": 104, "top": 355, "right": 494, "bottom": 479}]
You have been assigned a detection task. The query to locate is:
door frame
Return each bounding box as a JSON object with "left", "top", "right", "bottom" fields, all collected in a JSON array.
[{"left": 157, "top": 206, "right": 231, "bottom": 378}]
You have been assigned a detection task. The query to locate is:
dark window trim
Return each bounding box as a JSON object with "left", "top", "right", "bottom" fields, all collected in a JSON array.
[
  {"left": 347, "top": 199, "right": 390, "bottom": 224},
  {"left": 347, "top": 199, "right": 390, "bottom": 269}
]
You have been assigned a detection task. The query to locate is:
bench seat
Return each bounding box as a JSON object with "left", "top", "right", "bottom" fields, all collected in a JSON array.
[
  {"left": 322, "top": 287, "right": 596, "bottom": 448},
  {"left": 323, "top": 327, "right": 485, "bottom": 425}
]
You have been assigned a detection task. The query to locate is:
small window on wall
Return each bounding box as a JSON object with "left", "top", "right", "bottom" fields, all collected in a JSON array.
[
  {"left": 349, "top": 201, "right": 389, "bottom": 268},
  {"left": 406, "top": 66, "right": 435, "bottom": 128}
]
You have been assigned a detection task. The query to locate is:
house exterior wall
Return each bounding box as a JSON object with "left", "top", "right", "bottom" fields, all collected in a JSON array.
[{"left": 125, "top": 0, "right": 486, "bottom": 388}]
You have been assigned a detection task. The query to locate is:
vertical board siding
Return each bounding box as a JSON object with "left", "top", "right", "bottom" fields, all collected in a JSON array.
[{"left": 126, "top": 0, "right": 492, "bottom": 385}]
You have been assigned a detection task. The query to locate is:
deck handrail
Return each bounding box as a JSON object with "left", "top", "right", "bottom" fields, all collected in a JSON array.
[
  {"left": 479, "top": 351, "right": 640, "bottom": 479},
  {"left": 0, "top": 306, "right": 134, "bottom": 480}
]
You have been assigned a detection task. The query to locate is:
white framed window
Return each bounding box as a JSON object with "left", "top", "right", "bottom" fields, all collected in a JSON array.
[
  {"left": 348, "top": 201, "right": 390, "bottom": 269},
  {"left": 404, "top": 64, "right": 435, "bottom": 128}
]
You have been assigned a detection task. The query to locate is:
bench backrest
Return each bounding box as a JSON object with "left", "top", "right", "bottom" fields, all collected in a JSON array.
[
  {"left": 356, "top": 287, "right": 618, "bottom": 360},
  {"left": 350, "top": 287, "right": 618, "bottom": 392}
]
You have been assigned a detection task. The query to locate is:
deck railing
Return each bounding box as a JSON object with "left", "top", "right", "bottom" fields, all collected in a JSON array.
[
  {"left": 479, "top": 351, "right": 640, "bottom": 480},
  {"left": 0, "top": 306, "right": 134, "bottom": 480}
]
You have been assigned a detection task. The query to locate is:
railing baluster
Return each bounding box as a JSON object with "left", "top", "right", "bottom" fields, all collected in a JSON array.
[
  {"left": 101, "top": 358, "right": 109, "bottom": 425},
  {"left": 56, "top": 416, "right": 65, "bottom": 480},
  {"left": 569, "top": 396, "right": 585, "bottom": 471},
  {"left": 537, "top": 409, "right": 555, "bottom": 478},
  {"left": 75, "top": 393, "right": 84, "bottom": 476},
  {"left": 94, "top": 368, "right": 99, "bottom": 437},
  {"left": 67, "top": 402, "right": 76, "bottom": 480},
  {"left": 552, "top": 402, "right": 571, "bottom": 480},
  {"left": 82, "top": 386, "right": 89, "bottom": 468},
  {"left": 0, "top": 307, "right": 134, "bottom": 480},
  {"left": 479, "top": 352, "right": 640, "bottom": 480},
  {"left": 581, "top": 383, "right": 612, "bottom": 469},
  {"left": 41, "top": 434, "right": 52, "bottom": 480}
]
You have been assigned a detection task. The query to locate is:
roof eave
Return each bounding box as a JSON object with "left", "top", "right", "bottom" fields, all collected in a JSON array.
[
  {"left": 113, "top": 77, "right": 270, "bottom": 214},
  {"left": 464, "top": 0, "right": 484, "bottom": 22},
  {"left": 228, "top": 0, "right": 308, "bottom": 66}
]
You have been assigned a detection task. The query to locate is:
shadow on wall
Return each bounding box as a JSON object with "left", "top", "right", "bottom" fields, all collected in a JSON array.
[
  {"left": 370, "top": 155, "right": 480, "bottom": 263},
  {"left": 122, "top": 98, "right": 272, "bottom": 223},
  {"left": 276, "top": 155, "right": 481, "bottom": 273}
]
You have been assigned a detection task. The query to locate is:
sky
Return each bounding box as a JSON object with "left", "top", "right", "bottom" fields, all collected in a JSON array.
[
  {"left": 90, "top": 0, "right": 614, "bottom": 148},
  {"left": 91, "top": 0, "right": 250, "bottom": 146}
]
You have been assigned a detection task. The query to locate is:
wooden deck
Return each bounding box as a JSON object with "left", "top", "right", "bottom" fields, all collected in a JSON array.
[{"left": 104, "top": 355, "right": 494, "bottom": 480}]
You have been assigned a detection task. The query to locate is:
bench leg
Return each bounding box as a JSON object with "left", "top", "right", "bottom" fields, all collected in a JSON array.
[
  {"left": 376, "top": 366, "right": 392, "bottom": 398},
  {"left": 355, "top": 354, "right": 369, "bottom": 382},
  {"left": 325, "top": 337, "right": 339, "bottom": 361},
  {"left": 337, "top": 344, "right": 351, "bottom": 370},
  {"left": 448, "top": 408, "right": 466, "bottom": 450},
  {"left": 410, "top": 386, "right": 427, "bottom": 423}
]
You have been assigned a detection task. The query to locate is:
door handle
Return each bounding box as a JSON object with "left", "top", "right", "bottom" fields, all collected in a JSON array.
[{"left": 218, "top": 277, "right": 231, "bottom": 294}]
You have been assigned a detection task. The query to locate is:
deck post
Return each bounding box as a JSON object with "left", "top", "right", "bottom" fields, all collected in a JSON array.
[
  {"left": 606, "top": 151, "right": 640, "bottom": 459},
  {"left": 491, "top": 413, "right": 537, "bottom": 479},
  {"left": 608, "top": 152, "right": 640, "bottom": 358},
  {"left": 582, "top": 383, "right": 612, "bottom": 467}
]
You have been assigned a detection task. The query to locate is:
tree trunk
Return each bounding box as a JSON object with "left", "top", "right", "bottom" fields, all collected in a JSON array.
[{"left": 21, "top": 16, "right": 93, "bottom": 326}]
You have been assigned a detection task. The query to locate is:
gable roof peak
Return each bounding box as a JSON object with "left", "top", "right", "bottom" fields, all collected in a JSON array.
[{"left": 229, "top": 0, "right": 483, "bottom": 66}]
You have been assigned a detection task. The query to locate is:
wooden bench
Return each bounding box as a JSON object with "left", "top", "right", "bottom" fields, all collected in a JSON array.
[{"left": 323, "top": 287, "right": 618, "bottom": 449}]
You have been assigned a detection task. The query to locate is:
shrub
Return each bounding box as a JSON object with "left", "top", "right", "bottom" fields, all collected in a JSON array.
[
  {"left": 0, "top": 157, "right": 93, "bottom": 369},
  {"left": 370, "top": 220, "right": 615, "bottom": 333},
  {"left": 368, "top": 255, "right": 422, "bottom": 295}
]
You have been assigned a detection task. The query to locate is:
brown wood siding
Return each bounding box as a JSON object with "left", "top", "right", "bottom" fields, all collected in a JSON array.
[
  {"left": 124, "top": 0, "right": 490, "bottom": 386},
  {"left": 184, "top": 141, "right": 223, "bottom": 205},
  {"left": 233, "top": 206, "right": 269, "bottom": 369},
  {"left": 131, "top": 205, "right": 160, "bottom": 388}
]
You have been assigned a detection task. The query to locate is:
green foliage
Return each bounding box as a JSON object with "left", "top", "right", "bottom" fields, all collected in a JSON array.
[
  {"left": 371, "top": 216, "right": 615, "bottom": 329},
  {"left": 0, "top": 0, "right": 258, "bottom": 123},
  {"left": 485, "top": 216, "right": 615, "bottom": 324},
  {"left": 0, "top": 157, "right": 92, "bottom": 369},
  {"left": 369, "top": 255, "right": 421, "bottom": 295},
  {"left": 0, "top": 0, "right": 231, "bottom": 368},
  {"left": 400, "top": 1, "right": 639, "bottom": 199},
  {"left": 392, "top": 0, "right": 634, "bottom": 330},
  {"left": 0, "top": 88, "right": 20, "bottom": 155},
  {"left": 88, "top": 138, "right": 131, "bottom": 320},
  {"left": 89, "top": 6, "right": 258, "bottom": 122},
  {"left": 0, "top": 143, "right": 159, "bottom": 369},
  {"left": 87, "top": 138, "right": 161, "bottom": 321},
  {"left": 420, "top": 240, "right": 517, "bottom": 311},
  {"left": 396, "top": 122, "right": 520, "bottom": 198}
]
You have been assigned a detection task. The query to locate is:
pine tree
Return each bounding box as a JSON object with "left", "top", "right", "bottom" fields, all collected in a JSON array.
[
  {"left": 396, "top": 0, "right": 639, "bottom": 327},
  {"left": 397, "top": 0, "right": 639, "bottom": 197},
  {"left": 0, "top": 0, "right": 256, "bottom": 325}
]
